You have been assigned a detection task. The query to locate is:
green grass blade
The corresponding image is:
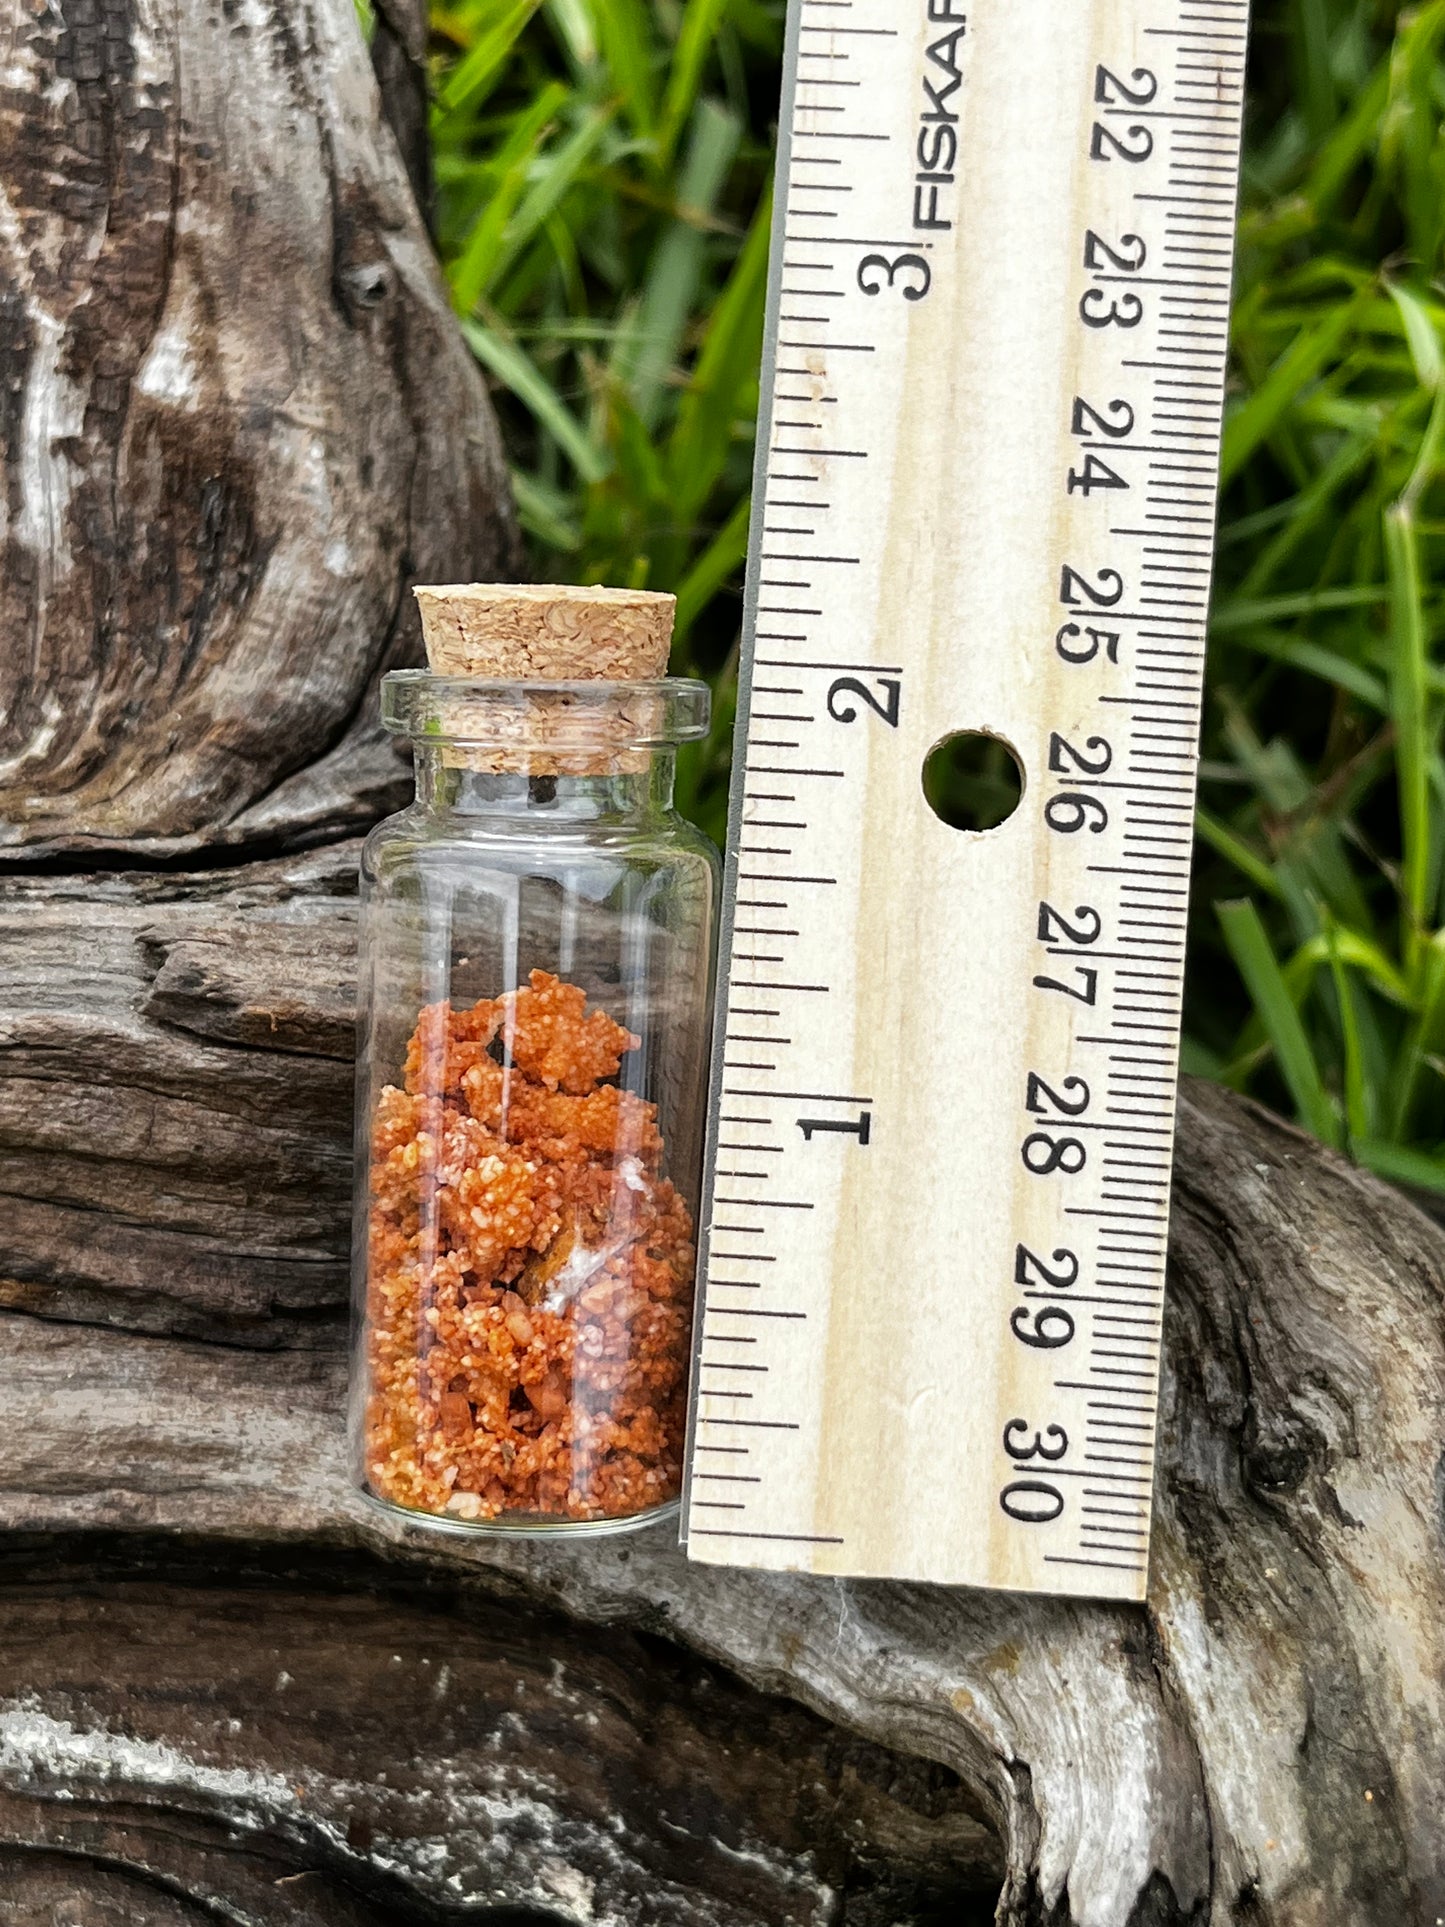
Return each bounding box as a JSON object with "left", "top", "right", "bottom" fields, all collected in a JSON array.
[
  {"left": 440, "top": 0, "right": 544, "bottom": 113},
  {"left": 1233, "top": 425, "right": 1381, "bottom": 598},
  {"left": 591, "top": 0, "right": 660, "bottom": 145},
  {"left": 1220, "top": 284, "right": 1371, "bottom": 487},
  {"left": 616, "top": 99, "right": 743, "bottom": 428},
  {"left": 1195, "top": 807, "right": 1284, "bottom": 898},
  {"left": 1386, "top": 281, "right": 1445, "bottom": 390},
  {"left": 1292, "top": 926, "right": 1412, "bottom": 1007},
  {"left": 543, "top": 0, "right": 596, "bottom": 69},
  {"left": 1217, "top": 899, "right": 1343, "bottom": 1147},
  {"left": 1297, "top": 59, "right": 1389, "bottom": 214},
  {"left": 461, "top": 318, "right": 611, "bottom": 484},
  {"left": 667, "top": 181, "right": 771, "bottom": 522},
  {"left": 490, "top": 101, "right": 619, "bottom": 299},
  {"left": 509, "top": 468, "right": 582, "bottom": 549},
  {"left": 1354, "top": 1137, "right": 1445, "bottom": 1196},
  {"left": 1325, "top": 927, "right": 1371, "bottom": 1143},
  {"left": 446, "top": 83, "right": 571, "bottom": 314},
  {"left": 1210, "top": 585, "right": 1388, "bottom": 631},
  {"left": 658, "top": 0, "right": 733, "bottom": 165},
  {"left": 673, "top": 491, "right": 752, "bottom": 645},
  {"left": 1379, "top": 2, "right": 1445, "bottom": 266},
  {"left": 1293, "top": 0, "right": 1336, "bottom": 137},
  {"left": 1389, "top": 929, "right": 1445, "bottom": 1138},
  {"left": 1384, "top": 502, "right": 1431, "bottom": 964},
  {"left": 1223, "top": 627, "right": 1387, "bottom": 711}
]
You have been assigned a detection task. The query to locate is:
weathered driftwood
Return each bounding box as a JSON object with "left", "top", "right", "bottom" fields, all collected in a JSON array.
[
  {"left": 0, "top": 1547, "right": 1000, "bottom": 1927},
  {"left": 2, "top": 851, "right": 1444, "bottom": 1923},
  {"left": 0, "top": 0, "right": 515, "bottom": 859},
  {"left": 4, "top": 1, "right": 1445, "bottom": 1922}
]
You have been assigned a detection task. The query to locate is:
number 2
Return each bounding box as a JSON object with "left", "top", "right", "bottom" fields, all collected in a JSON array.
[
  {"left": 1049, "top": 731, "right": 1113, "bottom": 777},
  {"left": 1095, "top": 63, "right": 1157, "bottom": 106},
  {"left": 1072, "top": 395, "right": 1136, "bottom": 440},
  {"left": 1060, "top": 565, "right": 1124, "bottom": 608},
  {"left": 1014, "top": 1243, "right": 1080, "bottom": 1289},
  {"left": 1026, "top": 1072, "right": 1091, "bottom": 1116},
  {"left": 826, "top": 676, "right": 900, "bottom": 727},
  {"left": 1037, "top": 902, "right": 1102, "bottom": 946},
  {"left": 1083, "top": 229, "right": 1147, "bottom": 272},
  {"left": 1091, "top": 122, "right": 1154, "bottom": 164}
]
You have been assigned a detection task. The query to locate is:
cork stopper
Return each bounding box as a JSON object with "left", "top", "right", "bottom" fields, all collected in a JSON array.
[
  {"left": 412, "top": 583, "right": 677, "bottom": 777},
  {"left": 414, "top": 583, "right": 675, "bottom": 682}
]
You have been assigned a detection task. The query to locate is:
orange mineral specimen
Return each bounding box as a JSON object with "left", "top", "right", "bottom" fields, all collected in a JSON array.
[{"left": 363, "top": 970, "right": 696, "bottom": 1524}]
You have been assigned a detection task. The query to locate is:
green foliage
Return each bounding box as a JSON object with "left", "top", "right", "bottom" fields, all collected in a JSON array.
[
  {"left": 426, "top": 0, "right": 1445, "bottom": 1186},
  {"left": 428, "top": 0, "right": 783, "bottom": 838},
  {"left": 1196, "top": 0, "right": 1445, "bottom": 1188}
]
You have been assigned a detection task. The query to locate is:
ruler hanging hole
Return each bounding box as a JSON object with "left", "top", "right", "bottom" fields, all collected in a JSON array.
[{"left": 922, "top": 731, "right": 1025, "bottom": 834}]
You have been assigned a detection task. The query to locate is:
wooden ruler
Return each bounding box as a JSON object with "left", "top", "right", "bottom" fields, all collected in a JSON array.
[{"left": 681, "top": 0, "right": 1248, "bottom": 1601}]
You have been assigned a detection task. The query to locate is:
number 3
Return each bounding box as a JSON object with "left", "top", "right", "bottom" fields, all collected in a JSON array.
[{"left": 857, "top": 252, "right": 932, "bottom": 301}]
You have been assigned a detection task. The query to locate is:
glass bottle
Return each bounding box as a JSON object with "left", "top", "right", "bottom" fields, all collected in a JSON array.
[{"left": 351, "top": 608, "right": 717, "bottom": 1538}]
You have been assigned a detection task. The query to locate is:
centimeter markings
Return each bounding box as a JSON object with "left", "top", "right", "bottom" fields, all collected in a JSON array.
[{"left": 682, "top": 0, "right": 1248, "bottom": 1601}]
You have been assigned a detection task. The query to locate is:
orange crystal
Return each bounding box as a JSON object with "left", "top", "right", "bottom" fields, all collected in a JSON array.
[{"left": 363, "top": 970, "right": 695, "bottom": 1524}]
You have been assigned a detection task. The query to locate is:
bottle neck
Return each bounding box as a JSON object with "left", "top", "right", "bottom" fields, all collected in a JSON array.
[{"left": 412, "top": 746, "right": 677, "bottom": 822}]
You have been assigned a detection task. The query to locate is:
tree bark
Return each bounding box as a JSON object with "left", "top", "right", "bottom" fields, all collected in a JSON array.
[
  {"left": 0, "top": 0, "right": 515, "bottom": 860},
  {"left": 3, "top": 4, "right": 1444, "bottom": 1926},
  {"left": 3, "top": 850, "right": 1443, "bottom": 1925}
]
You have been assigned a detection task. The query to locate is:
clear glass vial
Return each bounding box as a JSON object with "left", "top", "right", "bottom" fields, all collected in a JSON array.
[{"left": 351, "top": 667, "right": 718, "bottom": 1535}]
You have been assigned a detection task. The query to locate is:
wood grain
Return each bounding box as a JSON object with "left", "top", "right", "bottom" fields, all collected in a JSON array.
[
  {"left": 690, "top": 0, "right": 1249, "bottom": 1596},
  {"left": 1, "top": 858, "right": 1442, "bottom": 1922},
  {"left": 0, "top": 0, "right": 517, "bottom": 860},
  {"left": 3, "top": 0, "right": 1440, "bottom": 1917},
  {"left": 0, "top": 1554, "right": 998, "bottom": 1927},
  {"left": 0, "top": 848, "right": 357, "bottom": 1345}
]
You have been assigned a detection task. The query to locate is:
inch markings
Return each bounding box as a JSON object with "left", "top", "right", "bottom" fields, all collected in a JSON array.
[{"left": 682, "top": 0, "right": 1248, "bottom": 1602}]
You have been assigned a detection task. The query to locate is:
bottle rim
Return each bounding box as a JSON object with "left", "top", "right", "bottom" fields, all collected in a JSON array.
[{"left": 381, "top": 669, "right": 711, "bottom": 747}]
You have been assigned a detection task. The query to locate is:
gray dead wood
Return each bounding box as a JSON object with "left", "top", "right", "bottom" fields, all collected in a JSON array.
[
  {"left": 0, "top": 1554, "right": 998, "bottom": 1927},
  {"left": 0, "top": 0, "right": 516, "bottom": 860},
  {"left": 1, "top": 853, "right": 1443, "bottom": 1925},
  {"left": 3, "top": 3, "right": 1444, "bottom": 1924}
]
